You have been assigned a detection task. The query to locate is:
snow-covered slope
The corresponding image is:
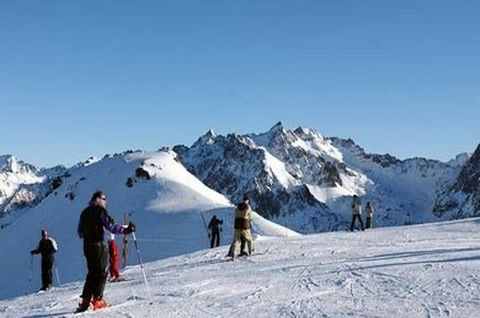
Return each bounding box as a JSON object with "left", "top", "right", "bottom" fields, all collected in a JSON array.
[
  {"left": 2, "top": 218, "right": 480, "bottom": 317},
  {"left": 0, "top": 150, "right": 297, "bottom": 300}
]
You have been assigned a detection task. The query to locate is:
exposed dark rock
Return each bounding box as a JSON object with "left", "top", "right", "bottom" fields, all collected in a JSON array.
[
  {"left": 321, "top": 162, "right": 342, "bottom": 187},
  {"left": 454, "top": 144, "right": 480, "bottom": 194},
  {"left": 50, "top": 177, "right": 63, "bottom": 190},
  {"left": 433, "top": 144, "right": 480, "bottom": 218},
  {"left": 135, "top": 167, "right": 151, "bottom": 180},
  {"left": 364, "top": 153, "right": 401, "bottom": 167}
]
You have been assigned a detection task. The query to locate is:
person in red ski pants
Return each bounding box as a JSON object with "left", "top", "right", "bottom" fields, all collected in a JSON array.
[{"left": 108, "top": 233, "right": 120, "bottom": 281}]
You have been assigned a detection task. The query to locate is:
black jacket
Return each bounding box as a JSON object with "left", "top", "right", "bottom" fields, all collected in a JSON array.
[
  {"left": 208, "top": 217, "right": 223, "bottom": 233},
  {"left": 78, "top": 205, "right": 125, "bottom": 244},
  {"left": 31, "top": 238, "right": 57, "bottom": 257}
]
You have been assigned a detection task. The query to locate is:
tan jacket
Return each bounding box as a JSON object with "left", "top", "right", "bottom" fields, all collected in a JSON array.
[{"left": 233, "top": 204, "right": 252, "bottom": 230}]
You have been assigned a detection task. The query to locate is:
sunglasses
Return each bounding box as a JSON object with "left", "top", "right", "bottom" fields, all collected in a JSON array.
[{"left": 100, "top": 197, "right": 107, "bottom": 201}]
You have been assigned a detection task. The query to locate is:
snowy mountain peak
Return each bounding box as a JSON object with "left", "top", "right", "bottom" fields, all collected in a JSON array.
[
  {"left": 269, "top": 121, "right": 286, "bottom": 133},
  {"left": 329, "top": 137, "right": 402, "bottom": 167},
  {"left": 447, "top": 152, "right": 471, "bottom": 168},
  {"left": 201, "top": 128, "right": 217, "bottom": 141},
  {"left": 328, "top": 137, "right": 373, "bottom": 160},
  {"left": 206, "top": 128, "right": 216, "bottom": 137},
  {"left": 0, "top": 155, "right": 47, "bottom": 212},
  {"left": 0, "top": 155, "right": 38, "bottom": 174},
  {"left": 294, "top": 126, "right": 324, "bottom": 141},
  {"left": 0, "top": 154, "right": 14, "bottom": 169},
  {"left": 194, "top": 129, "right": 218, "bottom": 146},
  {"left": 82, "top": 156, "right": 99, "bottom": 167},
  {"left": 252, "top": 122, "right": 298, "bottom": 150}
]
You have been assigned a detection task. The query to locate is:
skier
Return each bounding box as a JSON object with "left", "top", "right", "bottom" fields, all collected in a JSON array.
[
  {"left": 107, "top": 233, "right": 121, "bottom": 281},
  {"left": 350, "top": 195, "right": 365, "bottom": 231},
  {"left": 30, "top": 229, "right": 58, "bottom": 291},
  {"left": 365, "top": 202, "right": 374, "bottom": 229},
  {"left": 76, "top": 191, "right": 135, "bottom": 312},
  {"left": 228, "top": 195, "right": 254, "bottom": 258},
  {"left": 208, "top": 215, "right": 223, "bottom": 248}
]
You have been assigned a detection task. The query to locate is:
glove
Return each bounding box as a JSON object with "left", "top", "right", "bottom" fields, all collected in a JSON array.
[
  {"left": 124, "top": 221, "right": 136, "bottom": 234},
  {"left": 30, "top": 250, "right": 35, "bottom": 255}
]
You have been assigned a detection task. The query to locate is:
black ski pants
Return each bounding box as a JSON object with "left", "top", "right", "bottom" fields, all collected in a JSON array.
[
  {"left": 350, "top": 214, "right": 365, "bottom": 231},
  {"left": 366, "top": 217, "right": 372, "bottom": 229},
  {"left": 81, "top": 242, "right": 108, "bottom": 301},
  {"left": 210, "top": 230, "right": 220, "bottom": 248},
  {"left": 41, "top": 255, "right": 54, "bottom": 289}
]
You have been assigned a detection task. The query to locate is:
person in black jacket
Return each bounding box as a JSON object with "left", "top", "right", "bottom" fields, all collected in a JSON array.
[
  {"left": 208, "top": 215, "right": 223, "bottom": 248},
  {"left": 30, "top": 229, "right": 58, "bottom": 291},
  {"left": 76, "top": 190, "right": 135, "bottom": 312}
]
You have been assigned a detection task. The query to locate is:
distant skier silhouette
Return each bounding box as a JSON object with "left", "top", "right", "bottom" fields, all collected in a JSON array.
[
  {"left": 30, "top": 229, "right": 58, "bottom": 291},
  {"left": 208, "top": 215, "right": 223, "bottom": 248}
]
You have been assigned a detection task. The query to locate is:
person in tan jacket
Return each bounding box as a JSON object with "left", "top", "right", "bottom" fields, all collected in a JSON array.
[
  {"left": 350, "top": 194, "right": 365, "bottom": 231},
  {"left": 228, "top": 195, "right": 254, "bottom": 258}
]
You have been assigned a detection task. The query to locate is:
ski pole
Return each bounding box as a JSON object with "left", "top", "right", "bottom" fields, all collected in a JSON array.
[
  {"left": 131, "top": 232, "right": 153, "bottom": 303},
  {"left": 28, "top": 255, "right": 33, "bottom": 282},
  {"left": 199, "top": 211, "right": 210, "bottom": 247},
  {"left": 55, "top": 266, "right": 61, "bottom": 286},
  {"left": 122, "top": 212, "right": 130, "bottom": 269}
]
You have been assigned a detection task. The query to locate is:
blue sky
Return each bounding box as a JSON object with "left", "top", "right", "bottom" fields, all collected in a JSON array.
[{"left": 0, "top": 1, "right": 478, "bottom": 167}]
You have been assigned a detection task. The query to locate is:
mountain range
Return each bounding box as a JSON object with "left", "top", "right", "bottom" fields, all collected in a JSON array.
[
  {"left": 174, "top": 122, "right": 477, "bottom": 232},
  {"left": 1, "top": 123, "right": 478, "bottom": 234}
]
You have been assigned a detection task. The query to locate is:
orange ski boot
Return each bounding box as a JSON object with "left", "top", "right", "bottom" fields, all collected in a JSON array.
[{"left": 91, "top": 298, "right": 109, "bottom": 310}]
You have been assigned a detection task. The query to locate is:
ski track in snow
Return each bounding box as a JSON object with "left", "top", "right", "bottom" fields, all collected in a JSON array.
[{"left": 2, "top": 219, "right": 480, "bottom": 317}]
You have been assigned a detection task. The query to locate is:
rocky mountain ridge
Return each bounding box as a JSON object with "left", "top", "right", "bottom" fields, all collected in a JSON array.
[
  {"left": 175, "top": 123, "right": 475, "bottom": 232},
  {"left": 1, "top": 124, "right": 478, "bottom": 233}
]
